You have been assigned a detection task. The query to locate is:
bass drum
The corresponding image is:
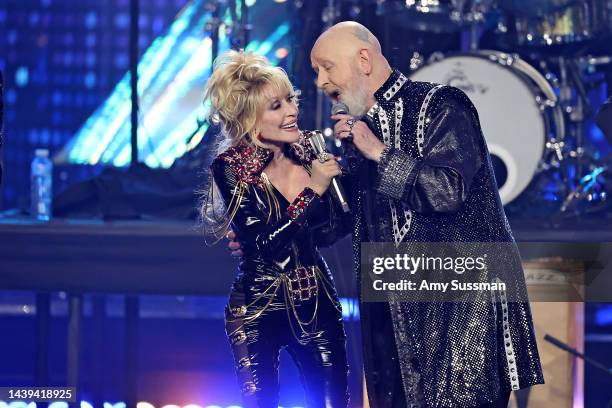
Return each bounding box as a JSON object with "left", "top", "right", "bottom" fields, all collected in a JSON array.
[{"left": 410, "top": 51, "right": 565, "bottom": 205}]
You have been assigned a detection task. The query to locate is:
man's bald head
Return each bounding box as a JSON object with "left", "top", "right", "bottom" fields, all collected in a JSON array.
[
  {"left": 310, "top": 21, "right": 392, "bottom": 115},
  {"left": 313, "top": 21, "right": 382, "bottom": 57}
]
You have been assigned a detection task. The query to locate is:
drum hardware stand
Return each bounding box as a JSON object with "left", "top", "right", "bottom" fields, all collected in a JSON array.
[
  {"left": 559, "top": 164, "right": 609, "bottom": 213},
  {"left": 557, "top": 56, "right": 596, "bottom": 177},
  {"left": 204, "top": 1, "right": 224, "bottom": 61},
  {"left": 227, "top": 0, "right": 251, "bottom": 50},
  {"left": 462, "top": 0, "right": 490, "bottom": 51},
  {"left": 191, "top": 0, "right": 249, "bottom": 151},
  {"left": 541, "top": 138, "right": 565, "bottom": 171},
  {"left": 204, "top": 0, "right": 251, "bottom": 55},
  {"left": 463, "top": 12, "right": 483, "bottom": 51},
  {"left": 409, "top": 51, "right": 425, "bottom": 71},
  {"left": 556, "top": 56, "right": 611, "bottom": 215},
  {"left": 537, "top": 97, "right": 565, "bottom": 174}
]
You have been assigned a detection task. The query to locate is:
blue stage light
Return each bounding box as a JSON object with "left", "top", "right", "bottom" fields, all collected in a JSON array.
[
  {"left": 86, "top": 34, "right": 97, "bottom": 48},
  {"left": 340, "top": 297, "right": 360, "bottom": 320},
  {"left": 114, "top": 12, "right": 130, "bottom": 29},
  {"left": 6, "top": 89, "right": 17, "bottom": 105},
  {"left": 15, "top": 66, "right": 29, "bottom": 87},
  {"left": 590, "top": 123, "right": 604, "bottom": 142},
  {"left": 595, "top": 305, "right": 612, "bottom": 326},
  {"left": 84, "top": 72, "right": 96, "bottom": 89},
  {"left": 85, "top": 12, "right": 98, "bottom": 28},
  {"left": 59, "top": 0, "right": 291, "bottom": 168},
  {"left": 7, "top": 30, "right": 17, "bottom": 45}
]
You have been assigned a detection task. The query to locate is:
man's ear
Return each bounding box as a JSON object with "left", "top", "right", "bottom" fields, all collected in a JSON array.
[{"left": 358, "top": 49, "right": 373, "bottom": 75}]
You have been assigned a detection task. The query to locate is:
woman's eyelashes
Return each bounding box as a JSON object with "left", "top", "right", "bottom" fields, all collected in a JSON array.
[{"left": 270, "top": 94, "right": 297, "bottom": 110}]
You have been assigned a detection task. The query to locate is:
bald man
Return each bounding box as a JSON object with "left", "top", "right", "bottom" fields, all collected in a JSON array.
[{"left": 310, "top": 22, "right": 544, "bottom": 407}]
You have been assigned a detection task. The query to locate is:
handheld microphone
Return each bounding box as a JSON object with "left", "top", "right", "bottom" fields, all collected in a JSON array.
[
  {"left": 309, "top": 131, "right": 350, "bottom": 213},
  {"left": 331, "top": 102, "right": 351, "bottom": 140},
  {"left": 331, "top": 101, "right": 349, "bottom": 115},
  {"left": 331, "top": 101, "right": 360, "bottom": 160}
]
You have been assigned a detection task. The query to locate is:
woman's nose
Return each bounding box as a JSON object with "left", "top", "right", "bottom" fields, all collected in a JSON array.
[{"left": 286, "top": 102, "right": 298, "bottom": 116}]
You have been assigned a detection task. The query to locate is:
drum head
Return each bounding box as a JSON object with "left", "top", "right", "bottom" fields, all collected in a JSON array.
[{"left": 410, "top": 54, "right": 546, "bottom": 205}]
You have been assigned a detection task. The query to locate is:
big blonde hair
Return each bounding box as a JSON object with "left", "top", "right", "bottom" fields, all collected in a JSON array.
[
  {"left": 204, "top": 50, "right": 295, "bottom": 151},
  {"left": 200, "top": 50, "right": 299, "bottom": 242}
]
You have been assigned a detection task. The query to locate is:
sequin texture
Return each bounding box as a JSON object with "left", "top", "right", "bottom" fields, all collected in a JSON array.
[{"left": 346, "top": 69, "right": 544, "bottom": 407}]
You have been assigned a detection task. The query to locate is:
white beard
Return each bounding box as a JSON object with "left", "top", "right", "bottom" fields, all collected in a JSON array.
[{"left": 342, "top": 70, "right": 370, "bottom": 117}]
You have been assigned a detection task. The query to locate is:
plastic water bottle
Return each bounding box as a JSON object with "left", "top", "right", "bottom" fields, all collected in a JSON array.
[{"left": 30, "top": 149, "right": 53, "bottom": 221}]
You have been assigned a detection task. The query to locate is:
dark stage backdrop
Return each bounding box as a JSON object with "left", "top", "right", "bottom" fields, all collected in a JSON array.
[{"left": 0, "top": 0, "right": 191, "bottom": 211}]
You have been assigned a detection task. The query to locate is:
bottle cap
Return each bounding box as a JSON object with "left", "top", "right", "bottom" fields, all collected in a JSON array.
[{"left": 35, "top": 149, "right": 49, "bottom": 157}]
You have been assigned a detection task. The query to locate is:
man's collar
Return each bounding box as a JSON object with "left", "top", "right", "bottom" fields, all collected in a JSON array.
[
  {"left": 364, "top": 69, "right": 410, "bottom": 123},
  {"left": 373, "top": 68, "right": 409, "bottom": 104},
  {"left": 365, "top": 102, "right": 381, "bottom": 122},
  {"left": 365, "top": 69, "right": 409, "bottom": 120}
]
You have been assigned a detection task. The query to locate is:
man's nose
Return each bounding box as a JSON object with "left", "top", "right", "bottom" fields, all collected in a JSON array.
[{"left": 316, "top": 72, "right": 328, "bottom": 89}]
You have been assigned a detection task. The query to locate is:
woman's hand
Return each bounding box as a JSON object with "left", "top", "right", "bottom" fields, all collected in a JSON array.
[
  {"left": 309, "top": 155, "right": 342, "bottom": 196},
  {"left": 226, "top": 230, "right": 243, "bottom": 257}
]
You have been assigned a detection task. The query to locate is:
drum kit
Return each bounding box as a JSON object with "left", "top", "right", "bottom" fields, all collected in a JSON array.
[{"left": 379, "top": 0, "right": 612, "bottom": 216}]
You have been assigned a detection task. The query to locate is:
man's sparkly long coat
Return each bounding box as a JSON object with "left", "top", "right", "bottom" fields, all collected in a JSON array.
[{"left": 348, "top": 69, "right": 544, "bottom": 407}]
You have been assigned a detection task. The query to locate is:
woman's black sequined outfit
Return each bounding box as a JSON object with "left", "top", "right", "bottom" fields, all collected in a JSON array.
[{"left": 210, "top": 134, "right": 350, "bottom": 407}]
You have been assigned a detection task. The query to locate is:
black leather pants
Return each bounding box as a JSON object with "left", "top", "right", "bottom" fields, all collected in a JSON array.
[{"left": 224, "top": 273, "right": 349, "bottom": 407}]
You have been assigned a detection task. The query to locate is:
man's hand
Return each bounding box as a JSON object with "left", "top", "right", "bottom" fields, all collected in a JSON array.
[
  {"left": 332, "top": 114, "right": 385, "bottom": 162},
  {"left": 226, "top": 230, "right": 243, "bottom": 257}
]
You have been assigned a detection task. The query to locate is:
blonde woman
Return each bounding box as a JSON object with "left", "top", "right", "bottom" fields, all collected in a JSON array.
[{"left": 202, "top": 50, "right": 350, "bottom": 406}]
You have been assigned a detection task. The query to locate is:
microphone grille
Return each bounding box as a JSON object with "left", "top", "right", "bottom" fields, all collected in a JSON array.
[
  {"left": 309, "top": 131, "right": 326, "bottom": 154},
  {"left": 331, "top": 102, "right": 349, "bottom": 116}
]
